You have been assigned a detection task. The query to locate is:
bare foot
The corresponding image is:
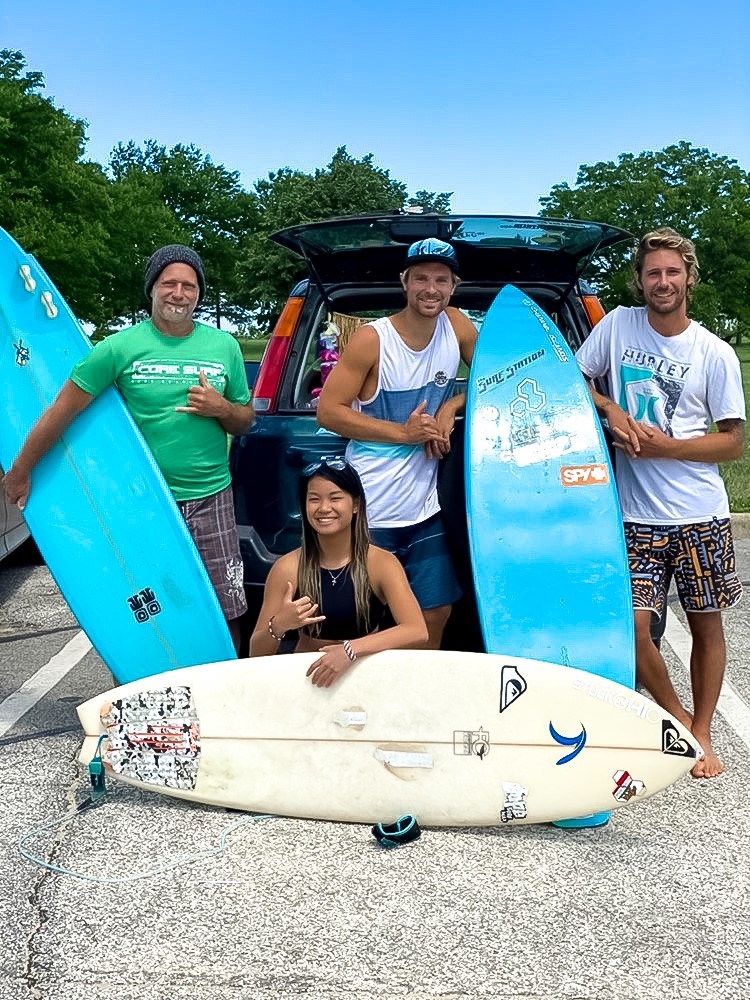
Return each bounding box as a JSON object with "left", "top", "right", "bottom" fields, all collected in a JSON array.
[{"left": 690, "top": 743, "right": 724, "bottom": 779}]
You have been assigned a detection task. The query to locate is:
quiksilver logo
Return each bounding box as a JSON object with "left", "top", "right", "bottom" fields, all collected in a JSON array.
[{"left": 499, "top": 665, "right": 527, "bottom": 713}]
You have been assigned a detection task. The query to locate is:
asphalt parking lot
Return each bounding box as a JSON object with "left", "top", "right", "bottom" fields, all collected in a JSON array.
[{"left": 1, "top": 538, "right": 749, "bottom": 1000}]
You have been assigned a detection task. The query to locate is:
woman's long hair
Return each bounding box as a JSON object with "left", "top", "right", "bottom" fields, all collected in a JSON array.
[{"left": 297, "top": 460, "right": 372, "bottom": 636}]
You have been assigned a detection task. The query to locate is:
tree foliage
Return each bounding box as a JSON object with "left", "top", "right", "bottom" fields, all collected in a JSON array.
[
  {"left": 0, "top": 49, "right": 111, "bottom": 323},
  {"left": 236, "top": 147, "right": 432, "bottom": 324},
  {"left": 102, "top": 150, "right": 187, "bottom": 328},
  {"left": 18, "top": 46, "right": 750, "bottom": 347},
  {"left": 106, "top": 141, "right": 259, "bottom": 329},
  {"left": 0, "top": 51, "right": 457, "bottom": 332},
  {"left": 540, "top": 142, "right": 750, "bottom": 338},
  {"left": 409, "top": 189, "right": 453, "bottom": 214}
]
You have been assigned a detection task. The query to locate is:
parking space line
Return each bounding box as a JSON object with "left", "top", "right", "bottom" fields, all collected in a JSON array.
[
  {"left": 0, "top": 630, "right": 92, "bottom": 737},
  {"left": 665, "top": 607, "right": 750, "bottom": 749}
]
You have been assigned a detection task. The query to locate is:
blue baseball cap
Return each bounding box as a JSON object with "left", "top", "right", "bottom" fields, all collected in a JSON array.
[{"left": 403, "top": 238, "right": 459, "bottom": 274}]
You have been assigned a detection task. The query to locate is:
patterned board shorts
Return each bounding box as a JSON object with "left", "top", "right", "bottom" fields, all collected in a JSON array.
[
  {"left": 624, "top": 518, "right": 743, "bottom": 619},
  {"left": 369, "top": 512, "right": 462, "bottom": 610},
  {"left": 178, "top": 485, "right": 247, "bottom": 622}
]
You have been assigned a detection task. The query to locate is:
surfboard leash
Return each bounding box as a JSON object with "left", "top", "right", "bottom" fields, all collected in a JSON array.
[
  {"left": 16, "top": 735, "right": 277, "bottom": 883},
  {"left": 371, "top": 815, "right": 422, "bottom": 848}
]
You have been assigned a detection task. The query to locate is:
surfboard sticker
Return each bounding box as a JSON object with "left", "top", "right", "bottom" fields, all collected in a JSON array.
[
  {"left": 373, "top": 748, "right": 433, "bottom": 770},
  {"left": 560, "top": 464, "right": 610, "bottom": 487},
  {"left": 500, "top": 782, "right": 529, "bottom": 823},
  {"left": 522, "top": 296, "right": 570, "bottom": 362},
  {"left": 549, "top": 722, "right": 587, "bottom": 765},
  {"left": 333, "top": 709, "right": 367, "bottom": 729},
  {"left": 100, "top": 686, "right": 200, "bottom": 789},
  {"left": 612, "top": 770, "right": 646, "bottom": 802},
  {"left": 499, "top": 665, "right": 527, "bottom": 713},
  {"left": 13, "top": 339, "right": 30, "bottom": 366},
  {"left": 473, "top": 386, "right": 601, "bottom": 469},
  {"left": 453, "top": 728, "right": 491, "bottom": 759},
  {"left": 475, "top": 349, "right": 545, "bottom": 395},
  {"left": 127, "top": 587, "right": 162, "bottom": 624},
  {"left": 662, "top": 720, "right": 699, "bottom": 758},
  {"left": 544, "top": 330, "right": 570, "bottom": 364}
]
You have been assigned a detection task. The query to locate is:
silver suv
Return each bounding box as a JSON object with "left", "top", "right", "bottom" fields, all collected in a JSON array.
[{"left": 0, "top": 468, "right": 30, "bottom": 562}]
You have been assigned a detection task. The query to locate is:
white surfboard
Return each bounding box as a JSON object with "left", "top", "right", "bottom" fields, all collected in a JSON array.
[{"left": 77, "top": 650, "right": 701, "bottom": 827}]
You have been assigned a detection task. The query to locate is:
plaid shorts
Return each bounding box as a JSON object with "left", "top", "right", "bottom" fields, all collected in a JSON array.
[
  {"left": 624, "top": 518, "right": 743, "bottom": 619},
  {"left": 178, "top": 485, "right": 247, "bottom": 622}
]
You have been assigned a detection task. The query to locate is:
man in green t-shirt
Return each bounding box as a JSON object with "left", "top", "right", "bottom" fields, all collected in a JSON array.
[{"left": 2, "top": 245, "right": 254, "bottom": 650}]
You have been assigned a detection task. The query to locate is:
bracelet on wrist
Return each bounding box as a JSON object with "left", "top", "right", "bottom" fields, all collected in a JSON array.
[
  {"left": 267, "top": 616, "right": 286, "bottom": 642},
  {"left": 343, "top": 640, "right": 358, "bottom": 663}
]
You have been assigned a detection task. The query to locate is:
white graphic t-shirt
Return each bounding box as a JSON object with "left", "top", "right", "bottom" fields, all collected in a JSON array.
[{"left": 576, "top": 307, "right": 746, "bottom": 524}]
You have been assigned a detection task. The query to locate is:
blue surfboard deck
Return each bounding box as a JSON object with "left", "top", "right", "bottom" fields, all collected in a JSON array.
[
  {"left": 465, "top": 284, "right": 635, "bottom": 826},
  {"left": 0, "top": 227, "right": 235, "bottom": 683}
]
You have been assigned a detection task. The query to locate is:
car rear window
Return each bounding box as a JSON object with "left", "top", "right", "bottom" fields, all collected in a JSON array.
[{"left": 292, "top": 288, "right": 580, "bottom": 411}]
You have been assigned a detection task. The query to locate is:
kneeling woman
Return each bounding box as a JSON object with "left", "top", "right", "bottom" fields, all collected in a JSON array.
[{"left": 250, "top": 459, "right": 427, "bottom": 686}]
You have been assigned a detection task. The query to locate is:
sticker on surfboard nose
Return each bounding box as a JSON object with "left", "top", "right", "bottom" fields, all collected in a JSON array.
[
  {"left": 662, "top": 720, "right": 698, "bottom": 757},
  {"left": 612, "top": 769, "right": 646, "bottom": 802},
  {"left": 499, "top": 665, "right": 527, "bottom": 713}
]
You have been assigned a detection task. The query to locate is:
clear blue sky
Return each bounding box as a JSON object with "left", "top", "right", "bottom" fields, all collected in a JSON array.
[{"left": 3, "top": 0, "right": 748, "bottom": 216}]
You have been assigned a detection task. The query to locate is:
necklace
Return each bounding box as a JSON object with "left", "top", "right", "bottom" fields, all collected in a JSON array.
[{"left": 325, "top": 564, "right": 348, "bottom": 587}]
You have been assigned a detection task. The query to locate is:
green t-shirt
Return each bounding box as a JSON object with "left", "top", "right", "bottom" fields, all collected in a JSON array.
[{"left": 71, "top": 320, "right": 251, "bottom": 501}]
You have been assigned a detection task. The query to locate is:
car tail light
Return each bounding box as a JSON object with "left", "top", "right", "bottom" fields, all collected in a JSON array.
[
  {"left": 581, "top": 294, "right": 606, "bottom": 328},
  {"left": 252, "top": 296, "right": 305, "bottom": 413}
]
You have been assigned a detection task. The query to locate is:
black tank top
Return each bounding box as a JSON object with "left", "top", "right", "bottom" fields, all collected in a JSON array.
[{"left": 305, "top": 566, "right": 386, "bottom": 640}]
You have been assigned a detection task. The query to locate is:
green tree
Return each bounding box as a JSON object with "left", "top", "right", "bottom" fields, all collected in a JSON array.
[
  {"left": 107, "top": 141, "right": 259, "bottom": 329},
  {"left": 0, "top": 49, "right": 111, "bottom": 323},
  {"left": 540, "top": 142, "right": 750, "bottom": 340},
  {"left": 408, "top": 189, "right": 453, "bottom": 214},
  {"left": 101, "top": 150, "right": 187, "bottom": 330},
  {"left": 236, "top": 147, "right": 410, "bottom": 324}
]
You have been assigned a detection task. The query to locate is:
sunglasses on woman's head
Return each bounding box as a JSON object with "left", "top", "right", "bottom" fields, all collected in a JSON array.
[{"left": 303, "top": 457, "right": 348, "bottom": 476}]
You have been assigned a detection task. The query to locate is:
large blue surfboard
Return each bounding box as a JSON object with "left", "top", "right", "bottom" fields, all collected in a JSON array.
[
  {"left": 466, "top": 284, "right": 635, "bottom": 826},
  {"left": 0, "top": 227, "right": 236, "bottom": 683}
]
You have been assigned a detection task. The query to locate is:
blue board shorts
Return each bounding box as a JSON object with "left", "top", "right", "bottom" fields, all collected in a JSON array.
[
  {"left": 178, "top": 485, "right": 247, "bottom": 622},
  {"left": 370, "top": 512, "right": 462, "bottom": 610},
  {"left": 624, "top": 518, "right": 743, "bottom": 618}
]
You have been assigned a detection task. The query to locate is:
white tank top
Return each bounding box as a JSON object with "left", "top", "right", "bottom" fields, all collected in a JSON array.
[{"left": 345, "top": 313, "right": 460, "bottom": 528}]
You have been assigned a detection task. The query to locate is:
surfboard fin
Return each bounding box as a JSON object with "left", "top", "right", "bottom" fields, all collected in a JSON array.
[{"left": 88, "top": 736, "right": 107, "bottom": 801}]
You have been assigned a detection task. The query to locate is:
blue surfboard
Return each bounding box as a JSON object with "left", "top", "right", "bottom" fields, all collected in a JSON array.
[
  {"left": 465, "top": 284, "right": 635, "bottom": 826},
  {"left": 0, "top": 227, "right": 236, "bottom": 683}
]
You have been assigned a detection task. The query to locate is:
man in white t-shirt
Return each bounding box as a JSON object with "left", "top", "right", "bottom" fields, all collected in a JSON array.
[{"left": 576, "top": 227, "right": 746, "bottom": 778}]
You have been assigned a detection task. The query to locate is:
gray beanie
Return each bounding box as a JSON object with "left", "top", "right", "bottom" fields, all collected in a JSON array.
[{"left": 144, "top": 245, "right": 206, "bottom": 303}]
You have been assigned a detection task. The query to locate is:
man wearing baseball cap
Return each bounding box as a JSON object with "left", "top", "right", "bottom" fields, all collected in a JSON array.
[
  {"left": 317, "top": 238, "right": 476, "bottom": 648},
  {"left": 3, "top": 245, "right": 254, "bottom": 650}
]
